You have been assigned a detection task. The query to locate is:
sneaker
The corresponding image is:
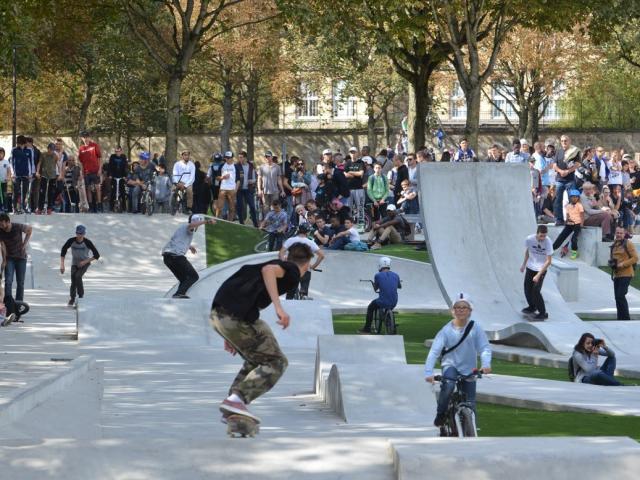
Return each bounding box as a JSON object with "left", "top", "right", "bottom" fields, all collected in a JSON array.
[
  {"left": 370, "top": 243, "right": 382, "bottom": 250},
  {"left": 532, "top": 312, "right": 548, "bottom": 321},
  {"left": 219, "top": 399, "right": 261, "bottom": 423},
  {"left": 521, "top": 307, "right": 535, "bottom": 314},
  {"left": 172, "top": 293, "right": 190, "bottom": 299},
  {"left": 356, "top": 328, "right": 371, "bottom": 334},
  {"left": 67, "top": 298, "right": 75, "bottom": 307},
  {"left": 560, "top": 245, "right": 569, "bottom": 257},
  {"left": 570, "top": 250, "right": 578, "bottom": 260},
  {"left": 434, "top": 413, "right": 446, "bottom": 427},
  {"left": 1, "top": 313, "right": 15, "bottom": 327}
]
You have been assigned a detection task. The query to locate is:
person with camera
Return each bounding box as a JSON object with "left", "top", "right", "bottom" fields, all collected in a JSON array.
[
  {"left": 608, "top": 225, "right": 638, "bottom": 320},
  {"left": 572, "top": 333, "right": 621, "bottom": 386}
]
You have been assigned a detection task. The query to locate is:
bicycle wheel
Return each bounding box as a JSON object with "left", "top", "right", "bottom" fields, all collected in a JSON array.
[
  {"left": 145, "top": 192, "right": 154, "bottom": 216},
  {"left": 457, "top": 406, "right": 477, "bottom": 438},
  {"left": 371, "top": 308, "right": 382, "bottom": 334},
  {"left": 170, "top": 193, "right": 178, "bottom": 216},
  {"left": 384, "top": 310, "right": 397, "bottom": 335}
]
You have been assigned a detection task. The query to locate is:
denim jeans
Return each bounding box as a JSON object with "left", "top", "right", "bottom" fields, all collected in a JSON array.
[
  {"left": 614, "top": 276, "right": 632, "bottom": 320},
  {"left": 236, "top": 189, "right": 258, "bottom": 227},
  {"left": 5, "top": 257, "right": 27, "bottom": 301},
  {"left": 553, "top": 181, "right": 575, "bottom": 223},
  {"left": 581, "top": 356, "right": 621, "bottom": 386},
  {"left": 437, "top": 366, "right": 477, "bottom": 416}
]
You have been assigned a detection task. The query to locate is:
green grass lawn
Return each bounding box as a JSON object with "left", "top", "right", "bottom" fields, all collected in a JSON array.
[
  {"left": 599, "top": 265, "right": 640, "bottom": 289},
  {"left": 365, "top": 243, "right": 430, "bottom": 263},
  {"left": 205, "top": 221, "right": 265, "bottom": 266},
  {"left": 334, "top": 312, "right": 640, "bottom": 439}
]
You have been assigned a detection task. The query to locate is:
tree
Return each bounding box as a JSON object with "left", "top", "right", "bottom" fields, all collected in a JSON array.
[{"left": 122, "top": 0, "right": 278, "bottom": 170}]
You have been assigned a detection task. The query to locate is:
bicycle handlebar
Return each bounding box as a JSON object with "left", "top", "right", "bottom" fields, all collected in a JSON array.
[
  {"left": 312, "top": 268, "right": 322, "bottom": 272},
  {"left": 433, "top": 369, "right": 483, "bottom": 382}
]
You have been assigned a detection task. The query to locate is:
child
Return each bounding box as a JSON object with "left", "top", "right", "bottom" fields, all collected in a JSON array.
[
  {"left": 154, "top": 163, "right": 172, "bottom": 213},
  {"left": 553, "top": 190, "right": 584, "bottom": 259},
  {"left": 260, "top": 199, "right": 289, "bottom": 251},
  {"left": 396, "top": 179, "right": 419, "bottom": 214},
  {"left": 327, "top": 217, "right": 359, "bottom": 250}
]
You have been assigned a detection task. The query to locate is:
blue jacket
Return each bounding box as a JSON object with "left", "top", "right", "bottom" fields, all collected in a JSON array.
[{"left": 11, "top": 147, "right": 35, "bottom": 177}]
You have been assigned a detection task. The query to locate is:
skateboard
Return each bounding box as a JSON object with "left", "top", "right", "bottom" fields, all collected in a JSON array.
[{"left": 226, "top": 414, "right": 260, "bottom": 438}]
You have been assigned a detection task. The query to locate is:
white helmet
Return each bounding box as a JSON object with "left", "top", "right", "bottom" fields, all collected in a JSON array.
[{"left": 378, "top": 256, "right": 392, "bottom": 270}]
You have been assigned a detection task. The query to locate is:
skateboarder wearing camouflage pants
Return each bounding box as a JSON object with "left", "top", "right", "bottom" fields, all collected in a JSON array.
[{"left": 211, "top": 243, "right": 313, "bottom": 425}]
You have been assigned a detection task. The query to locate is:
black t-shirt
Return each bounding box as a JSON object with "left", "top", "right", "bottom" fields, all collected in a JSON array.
[
  {"left": 345, "top": 160, "right": 365, "bottom": 190},
  {"left": 542, "top": 195, "right": 554, "bottom": 214},
  {"left": 0, "top": 223, "right": 28, "bottom": 259},
  {"left": 212, "top": 259, "right": 300, "bottom": 322}
]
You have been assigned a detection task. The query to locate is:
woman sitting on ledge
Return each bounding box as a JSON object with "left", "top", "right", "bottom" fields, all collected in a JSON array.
[{"left": 572, "top": 333, "right": 622, "bottom": 386}]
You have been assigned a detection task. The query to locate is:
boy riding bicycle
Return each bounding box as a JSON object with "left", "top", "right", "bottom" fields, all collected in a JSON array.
[
  {"left": 357, "top": 256, "right": 401, "bottom": 334},
  {"left": 425, "top": 293, "right": 492, "bottom": 427}
]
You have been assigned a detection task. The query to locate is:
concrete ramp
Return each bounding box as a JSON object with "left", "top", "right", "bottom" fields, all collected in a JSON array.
[
  {"left": 260, "top": 300, "right": 334, "bottom": 349},
  {"left": 171, "top": 251, "right": 447, "bottom": 312},
  {"left": 391, "top": 437, "right": 640, "bottom": 480},
  {"left": 78, "top": 296, "right": 212, "bottom": 345}
]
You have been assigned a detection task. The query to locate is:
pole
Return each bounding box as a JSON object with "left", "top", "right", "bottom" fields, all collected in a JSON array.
[{"left": 12, "top": 45, "right": 18, "bottom": 148}]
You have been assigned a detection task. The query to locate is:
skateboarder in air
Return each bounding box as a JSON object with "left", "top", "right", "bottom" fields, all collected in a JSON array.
[
  {"left": 211, "top": 243, "right": 313, "bottom": 426},
  {"left": 162, "top": 214, "right": 215, "bottom": 299},
  {"left": 520, "top": 224, "right": 553, "bottom": 320},
  {"left": 60, "top": 225, "right": 100, "bottom": 307}
]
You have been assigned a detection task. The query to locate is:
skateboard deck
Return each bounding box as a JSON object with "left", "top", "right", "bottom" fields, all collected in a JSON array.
[{"left": 226, "top": 414, "right": 259, "bottom": 438}]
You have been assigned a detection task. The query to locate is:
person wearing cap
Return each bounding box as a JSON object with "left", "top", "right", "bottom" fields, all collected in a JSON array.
[
  {"left": 163, "top": 214, "right": 215, "bottom": 299},
  {"left": 258, "top": 151, "right": 283, "bottom": 217},
  {"left": 172, "top": 151, "right": 196, "bottom": 213},
  {"left": 60, "top": 225, "right": 100, "bottom": 307},
  {"left": 78, "top": 132, "right": 103, "bottom": 213},
  {"left": 520, "top": 224, "right": 553, "bottom": 321},
  {"left": 552, "top": 189, "right": 584, "bottom": 260},
  {"left": 216, "top": 151, "right": 238, "bottom": 221},
  {"left": 279, "top": 223, "right": 325, "bottom": 299},
  {"left": 206, "top": 152, "right": 224, "bottom": 213},
  {"left": 367, "top": 204, "right": 405, "bottom": 250},
  {"left": 425, "top": 293, "right": 492, "bottom": 427},
  {"left": 127, "top": 151, "right": 157, "bottom": 214},
  {"left": 505, "top": 139, "right": 527, "bottom": 164},
  {"left": 358, "top": 256, "right": 401, "bottom": 334},
  {"left": 35, "top": 143, "right": 59, "bottom": 214}
]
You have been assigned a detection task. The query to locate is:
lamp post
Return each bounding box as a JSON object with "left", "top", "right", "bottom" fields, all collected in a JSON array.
[
  {"left": 12, "top": 45, "right": 18, "bottom": 148},
  {"left": 147, "top": 126, "right": 153, "bottom": 152}
]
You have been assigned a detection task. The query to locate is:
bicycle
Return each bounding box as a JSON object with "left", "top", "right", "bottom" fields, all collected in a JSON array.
[
  {"left": 140, "top": 173, "right": 156, "bottom": 216},
  {"left": 112, "top": 177, "right": 126, "bottom": 213},
  {"left": 433, "top": 370, "right": 482, "bottom": 438},
  {"left": 170, "top": 172, "right": 189, "bottom": 216},
  {"left": 359, "top": 279, "right": 397, "bottom": 334},
  {"left": 290, "top": 268, "right": 322, "bottom": 300}
]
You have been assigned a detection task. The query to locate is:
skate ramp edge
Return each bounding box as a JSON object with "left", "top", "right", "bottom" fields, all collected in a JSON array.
[
  {"left": 0, "top": 356, "right": 97, "bottom": 429},
  {"left": 78, "top": 296, "right": 212, "bottom": 345},
  {"left": 260, "top": 300, "right": 334, "bottom": 349},
  {"left": 391, "top": 437, "right": 640, "bottom": 480}
]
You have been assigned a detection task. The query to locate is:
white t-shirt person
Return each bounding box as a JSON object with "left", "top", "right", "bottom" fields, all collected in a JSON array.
[
  {"left": 220, "top": 162, "right": 237, "bottom": 191},
  {"left": 525, "top": 234, "right": 553, "bottom": 271},
  {"left": 282, "top": 236, "right": 319, "bottom": 254}
]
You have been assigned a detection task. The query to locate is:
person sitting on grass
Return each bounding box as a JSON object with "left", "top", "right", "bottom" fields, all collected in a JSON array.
[
  {"left": 552, "top": 189, "right": 584, "bottom": 259},
  {"left": 367, "top": 204, "right": 404, "bottom": 250},
  {"left": 572, "top": 333, "right": 621, "bottom": 386},
  {"left": 327, "top": 217, "right": 359, "bottom": 250},
  {"left": 260, "top": 199, "right": 289, "bottom": 252}
]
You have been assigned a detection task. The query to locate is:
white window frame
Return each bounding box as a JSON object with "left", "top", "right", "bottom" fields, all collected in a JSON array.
[
  {"left": 296, "top": 83, "right": 319, "bottom": 119},
  {"left": 542, "top": 80, "right": 566, "bottom": 120},
  {"left": 449, "top": 81, "right": 466, "bottom": 119},
  {"left": 332, "top": 80, "right": 356, "bottom": 119},
  {"left": 491, "top": 83, "right": 517, "bottom": 120}
]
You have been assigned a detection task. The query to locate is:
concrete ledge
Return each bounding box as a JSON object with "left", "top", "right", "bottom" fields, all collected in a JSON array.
[
  {"left": 391, "top": 437, "right": 640, "bottom": 480},
  {"left": 261, "top": 300, "right": 334, "bottom": 349},
  {"left": 548, "top": 225, "right": 601, "bottom": 266},
  {"left": 0, "top": 355, "right": 96, "bottom": 428},
  {"left": 550, "top": 259, "right": 579, "bottom": 302}
]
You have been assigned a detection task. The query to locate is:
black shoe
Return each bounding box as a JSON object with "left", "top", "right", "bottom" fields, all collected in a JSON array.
[
  {"left": 356, "top": 328, "right": 371, "bottom": 334},
  {"left": 172, "top": 293, "right": 190, "bottom": 299},
  {"left": 533, "top": 312, "right": 548, "bottom": 320},
  {"left": 67, "top": 298, "right": 75, "bottom": 307},
  {"left": 521, "top": 307, "right": 535, "bottom": 314},
  {"left": 434, "top": 414, "right": 446, "bottom": 427}
]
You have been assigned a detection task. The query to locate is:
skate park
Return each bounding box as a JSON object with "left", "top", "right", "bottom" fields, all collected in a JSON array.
[{"left": 1, "top": 164, "right": 640, "bottom": 479}]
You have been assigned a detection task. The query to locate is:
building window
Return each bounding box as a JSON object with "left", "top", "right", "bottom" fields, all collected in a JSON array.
[
  {"left": 450, "top": 82, "right": 466, "bottom": 119},
  {"left": 491, "top": 83, "right": 517, "bottom": 119},
  {"left": 333, "top": 81, "right": 356, "bottom": 118},
  {"left": 297, "top": 83, "right": 319, "bottom": 118},
  {"left": 543, "top": 80, "right": 566, "bottom": 120}
]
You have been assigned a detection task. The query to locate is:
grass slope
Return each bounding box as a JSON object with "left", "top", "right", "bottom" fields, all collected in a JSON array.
[
  {"left": 205, "top": 221, "right": 264, "bottom": 266},
  {"left": 365, "top": 243, "right": 430, "bottom": 263}
]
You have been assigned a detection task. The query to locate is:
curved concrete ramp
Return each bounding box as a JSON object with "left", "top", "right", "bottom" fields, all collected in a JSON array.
[
  {"left": 78, "top": 296, "right": 213, "bottom": 345},
  {"left": 169, "top": 251, "right": 447, "bottom": 312},
  {"left": 260, "top": 300, "right": 334, "bottom": 349}
]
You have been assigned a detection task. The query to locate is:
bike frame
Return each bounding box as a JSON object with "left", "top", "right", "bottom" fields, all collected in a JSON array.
[{"left": 434, "top": 371, "right": 482, "bottom": 438}]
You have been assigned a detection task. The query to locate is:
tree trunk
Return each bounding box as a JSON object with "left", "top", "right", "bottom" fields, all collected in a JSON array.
[
  {"left": 382, "top": 106, "right": 391, "bottom": 148},
  {"left": 408, "top": 80, "right": 429, "bottom": 152},
  {"left": 525, "top": 100, "right": 541, "bottom": 143},
  {"left": 244, "top": 77, "right": 259, "bottom": 162},
  {"left": 78, "top": 64, "right": 94, "bottom": 136},
  {"left": 220, "top": 76, "right": 233, "bottom": 153},
  {"left": 517, "top": 106, "right": 529, "bottom": 140},
  {"left": 463, "top": 85, "right": 482, "bottom": 151},
  {"left": 366, "top": 94, "right": 377, "bottom": 153},
  {"left": 165, "top": 74, "right": 182, "bottom": 173}
]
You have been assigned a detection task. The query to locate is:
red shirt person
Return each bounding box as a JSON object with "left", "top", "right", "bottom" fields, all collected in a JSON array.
[{"left": 78, "top": 132, "right": 103, "bottom": 212}]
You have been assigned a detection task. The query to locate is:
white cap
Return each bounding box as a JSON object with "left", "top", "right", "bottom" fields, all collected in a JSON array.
[
  {"left": 385, "top": 204, "right": 396, "bottom": 211},
  {"left": 190, "top": 214, "right": 205, "bottom": 223},
  {"left": 362, "top": 155, "right": 373, "bottom": 164},
  {"left": 349, "top": 146, "right": 358, "bottom": 153},
  {"left": 520, "top": 138, "right": 529, "bottom": 145},
  {"left": 224, "top": 151, "right": 234, "bottom": 158},
  {"left": 322, "top": 148, "right": 332, "bottom": 155},
  {"left": 452, "top": 292, "right": 473, "bottom": 309}
]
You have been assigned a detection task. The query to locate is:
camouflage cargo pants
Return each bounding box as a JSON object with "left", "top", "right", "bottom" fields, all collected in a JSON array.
[{"left": 210, "top": 308, "right": 288, "bottom": 404}]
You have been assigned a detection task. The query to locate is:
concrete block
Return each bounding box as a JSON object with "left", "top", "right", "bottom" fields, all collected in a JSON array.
[
  {"left": 550, "top": 259, "right": 579, "bottom": 302},
  {"left": 547, "top": 225, "right": 601, "bottom": 266}
]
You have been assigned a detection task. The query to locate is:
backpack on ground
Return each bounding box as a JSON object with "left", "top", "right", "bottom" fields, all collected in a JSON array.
[
  {"left": 397, "top": 214, "right": 412, "bottom": 238},
  {"left": 344, "top": 241, "right": 369, "bottom": 252},
  {"left": 568, "top": 355, "right": 576, "bottom": 381}
]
